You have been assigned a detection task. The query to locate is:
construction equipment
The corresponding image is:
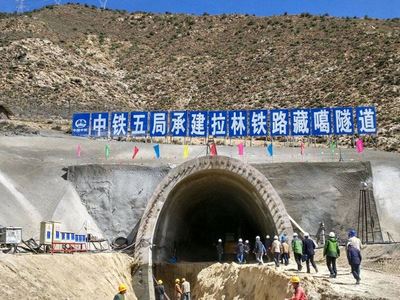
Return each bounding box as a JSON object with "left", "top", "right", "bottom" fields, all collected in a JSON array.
[{"left": 0, "top": 226, "right": 22, "bottom": 254}]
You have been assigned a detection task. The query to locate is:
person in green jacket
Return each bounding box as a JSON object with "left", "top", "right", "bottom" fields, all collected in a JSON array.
[
  {"left": 113, "top": 283, "right": 127, "bottom": 300},
  {"left": 291, "top": 232, "right": 303, "bottom": 271},
  {"left": 323, "top": 232, "right": 340, "bottom": 278}
]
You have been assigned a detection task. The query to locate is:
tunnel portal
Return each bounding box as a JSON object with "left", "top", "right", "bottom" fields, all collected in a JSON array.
[
  {"left": 134, "top": 156, "right": 293, "bottom": 299},
  {"left": 153, "top": 169, "right": 278, "bottom": 261}
]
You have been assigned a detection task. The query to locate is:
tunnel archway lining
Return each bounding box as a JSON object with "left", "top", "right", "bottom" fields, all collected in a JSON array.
[{"left": 135, "top": 156, "right": 293, "bottom": 266}]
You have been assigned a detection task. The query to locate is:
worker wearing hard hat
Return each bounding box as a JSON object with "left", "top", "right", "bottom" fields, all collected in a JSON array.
[
  {"left": 174, "top": 278, "right": 183, "bottom": 300},
  {"left": 323, "top": 231, "right": 340, "bottom": 278},
  {"left": 285, "top": 276, "right": 308, "bottom": 300},
  {"left": 236, "top": 238, "right": 245, "bottom": 264},
  {"left": 154, "top": 279, "right": 166, "bottom": 300},
  {"left": 271, "top": 235, "right": 281, "bottom": 268},
  {"left": 113, "top": 283, "right": 127, "bottom": 300},
  {"left": 181, "top": 278, "right": 191, "bottom": 300}
]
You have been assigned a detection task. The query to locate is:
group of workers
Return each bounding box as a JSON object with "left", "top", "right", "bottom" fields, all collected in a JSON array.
[
  {"left": 154, "top": 277, "right": 191, "bottom": 300},
  {"left": 217, "top": 229, "right": 362, "bottom": 283}
]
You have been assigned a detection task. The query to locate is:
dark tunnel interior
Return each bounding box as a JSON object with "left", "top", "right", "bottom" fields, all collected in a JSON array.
[{"left": 153, "top": 170, "right": 277, "bottom": 262}]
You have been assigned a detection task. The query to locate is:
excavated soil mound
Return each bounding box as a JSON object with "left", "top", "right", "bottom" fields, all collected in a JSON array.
[
  {"left": 0, "top": 252, "right": 137, "bottom": 300},
  {"left": 191, "top": 262, "right": 393, "bottom": 300},
  {"left": 192, "top": 263, "right": 339, "bottom": 300}
]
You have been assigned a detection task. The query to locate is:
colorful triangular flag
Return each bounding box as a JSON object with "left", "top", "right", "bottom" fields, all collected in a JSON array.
[
  {"left": 132, "top": 146, "right": 139, "bottom": 159},
  {"left": 183, "top": 145, "right": 189, "bottom": 159},
  {"left": 105, "top": 144, "right": 110, "bottom": 160},
  {"left": 330, "top": 141, "right": 336, "bottom": 154},
  {"left": 210, "top": 143, "right": 217, "bottom": 156},
  {"left": 300, "top": 141, "right": 305, "bottom": 156},
  {"left": 356, "top": 138, "right": 364, "bottom": 153},
  {"left": 153, "top": 144, "right": 160, "bottom": 159},
  {"left": 267, "top": 143, "right": 273, "bottom": 157},
  {"left": 237, "top": 143, "right": 244, "bottom": 156},
  {"left": 76, "top": 144, "right": 81, "bottom": 158}
]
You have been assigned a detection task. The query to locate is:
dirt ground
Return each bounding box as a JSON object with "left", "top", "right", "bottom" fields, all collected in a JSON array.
[
  {"left": 193, "top": 244, "right": 400, "bottom": 300},
  {"left": 0, "top": 252, "right": 137, "bottom": 300}
]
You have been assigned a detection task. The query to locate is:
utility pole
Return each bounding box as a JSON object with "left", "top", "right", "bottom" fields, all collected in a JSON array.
[{"left": 16, "top": 0, "right": 25, "bottom": 14}]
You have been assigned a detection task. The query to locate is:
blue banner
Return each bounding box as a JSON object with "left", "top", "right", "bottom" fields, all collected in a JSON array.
[
  {"left": 208, "top": 111, "right": 228, "bottom": 137},
  {"left": 110, "top": 112, "right": 128, "bottom": 137},
  {"left": 150, "top": 111, "right": 168, "bottom": 137},
  {"left": 290, "top": 109, "right": 311, "bottom": 136},
  {"left": 270, "top": 109, "right": 289, "bottom": 136},
  {"left": 310, "top": 108, "right": 331, "bottom": 135},
  {"left": 333, "top": 107, "right": 354, "bottom": 135},
  {"left": 75, "top": 106, "right": 376, "bottom": 139},
  {"left": 356, "top": 106, "right": 377, "bottom": 135},
  {"left": 229, "top": 110, "right": 247, "bottom": 137},
  {"left": 189, "top": 111, "right": 208, "bottom": 137},
  {"left": 249, "top": 110, "right": 268, "bottom": 136},
  {"left": 130, "top": 112, "right": 148, "bottom": 136},
  {"left": 72, "top": 113, "right": 90, "bottom": 137},
  {"left": 90, "top": 112, "right": 109, "bottom": 137},
  {"left": 170, "top": 111, "right": 187, "bottom": 137}
]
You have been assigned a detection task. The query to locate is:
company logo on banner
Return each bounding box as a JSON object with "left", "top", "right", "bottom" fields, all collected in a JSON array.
[
  {"left": 72, "top": 113, "right": 90, "bottom": 136},
  {"left": 72, "top": 106, "right": 377, "bottom": 138}
]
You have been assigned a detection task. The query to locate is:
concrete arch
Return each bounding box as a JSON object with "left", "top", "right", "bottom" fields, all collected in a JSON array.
[{"left": 133, "top": 156, "right": 293, "bottom": 298}]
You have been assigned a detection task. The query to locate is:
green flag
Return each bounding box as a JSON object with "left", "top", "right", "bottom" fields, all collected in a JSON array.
[
  {"left": 105, "top": 144, "right": 110, "bottom": 159},
  {"left": 330, "top": 141, "right": 336, "bottom": 153}
]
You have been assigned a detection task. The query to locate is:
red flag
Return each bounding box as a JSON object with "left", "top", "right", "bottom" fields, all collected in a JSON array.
[
  {"left": 132, "top": 146, "right": 139, "bottom": 159},
  {"left": 210, "top": 143, "right": 217, "bottom": 156},
  {"left": 300, "top": 141, "right": 305, "bottom": 156}
]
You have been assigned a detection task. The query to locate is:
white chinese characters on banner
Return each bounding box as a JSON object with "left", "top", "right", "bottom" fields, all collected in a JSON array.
[
  {"left": 111, "top": 112, "right": 128, "bottom": 136},
  {"left": 357, "top": 107, "right": 376, "bottom": 134},
  {"left": 91, "top": 112, "right": 108, "bottom": 137},
  {"left": 131, "top": 113, "right": 147, "bottom": 136},
  {"left": 333, "top": 107, "right": 353, "bottom": 135},
  {"left": 189, "top": 112, "right": 207, "bottom": 136},
  {"left": 209, "top": 111, "right": 227, "bottom": 136},
  {"left": 151, "top": 112, "right": 167, "bottom": 136},
  {"left": 271, "top": 110, "right": 289, "bottom": 136},
  {"left": 170, "top": 112, "right": 187, "bottom": 136},
  {"left": 79, "top": 106, "right": 375, "bottom": 138},
  {"left": 291, "top": 109, "right": 310, "bottom": 136},
  {"left": 229, "top": 111, "right": 247, "bottom": 136},
  {"left": 250, "top": 110, "right": 267, "bottom": 136},
  {"left": 311, "top": 108, "right": 331, "bottom": 135}
]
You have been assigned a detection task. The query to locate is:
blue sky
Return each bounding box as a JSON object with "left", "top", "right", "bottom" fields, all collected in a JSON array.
[{"left": 0, "top": 0, "right": 399, "bottom": 18}]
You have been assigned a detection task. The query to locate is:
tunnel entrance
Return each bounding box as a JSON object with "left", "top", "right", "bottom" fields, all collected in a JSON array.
[
  {"left": 133, "top": 156, "right": 293, "bottom": 299},
  {"left": 153, "top": 170, "right": 277, "bottom": 262}
]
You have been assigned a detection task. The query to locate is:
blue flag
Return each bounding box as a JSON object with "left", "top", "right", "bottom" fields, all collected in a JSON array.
[
  {"left": 153, "top": 144, "right": 160, "bottom": 159},
  {"left": 267, "top": 143, "right": 273, "bottom": 156}
]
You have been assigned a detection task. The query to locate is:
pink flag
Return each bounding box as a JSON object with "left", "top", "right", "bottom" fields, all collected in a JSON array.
[
  {"left": 300, "top": 141, "right": 305, "bottom": 156},
  {"left": 132, "top": 146, "right": 139, "bottom": 159},
  {"left": 356, "top": 138, "right": 364, "bottom": 153},
  {"left": 76, "top": 144, "right": 81, "bottom": 158},
  {"left": 237, "top": 143, "right": 244, "bottom": 156}
]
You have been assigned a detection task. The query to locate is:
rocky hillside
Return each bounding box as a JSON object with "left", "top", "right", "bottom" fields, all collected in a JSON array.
[{"left": 0, "top": 5, "right": 399, "bottom": 150}]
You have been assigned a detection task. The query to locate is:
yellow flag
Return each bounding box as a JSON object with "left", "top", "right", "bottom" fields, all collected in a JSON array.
[{"left": 183, "top": 145, "right": 189, "bottom": 159}]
